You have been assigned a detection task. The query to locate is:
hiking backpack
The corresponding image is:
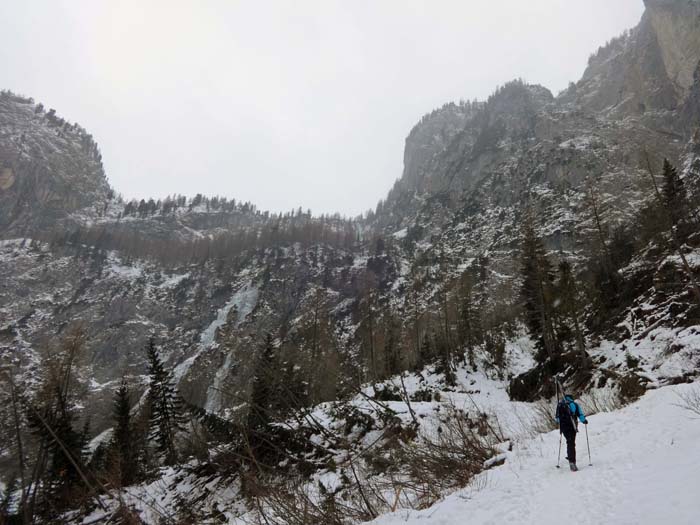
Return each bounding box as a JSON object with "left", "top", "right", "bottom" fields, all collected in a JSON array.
[{"left": 557, "top": 399, "right": 578, "bottom": 430}]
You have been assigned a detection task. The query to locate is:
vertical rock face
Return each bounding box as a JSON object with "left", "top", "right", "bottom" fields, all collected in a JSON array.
[
  {"left": 646, "top": 0, "right": 700, "bottom": 95},
  {"left": 681, "top": 62, "right": 700, "bottom": 130},
  {"left": 381, "top": 82, "right": 558, "bottom": 232},
  {"left": 572, "top": 13, "right": 678, "bottom": 114},
  {"left": 0, "top": 92, "right": 111, "bottom": 235},
  {"left": 380, "top": 0, "right": 700, "bottom": 237},
  {"left": 572, "top": 0, "right": 700, "bottom": 116},
  {"left": 402, "top": 103, "right": 475, "bottom": 193}
]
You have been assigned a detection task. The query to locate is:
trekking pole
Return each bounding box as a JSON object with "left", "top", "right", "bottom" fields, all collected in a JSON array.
[
  {"left": 585, "top": 423, "right": 592, "bottom": 466},
  {"left": 554, "top": 375, "right": 562, "bottom": 468},
  {"left": 557, "top": 432, "right": 562, "bottom": 468}
]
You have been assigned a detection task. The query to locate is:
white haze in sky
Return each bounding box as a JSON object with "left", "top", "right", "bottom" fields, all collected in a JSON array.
[{"left": 1, "top": 0, "right": 644, "bottom": 216}]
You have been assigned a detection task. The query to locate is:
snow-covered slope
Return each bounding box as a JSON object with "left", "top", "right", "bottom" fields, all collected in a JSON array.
[{"left": 372, "top": 382, "right": 700, "bottom": 525}]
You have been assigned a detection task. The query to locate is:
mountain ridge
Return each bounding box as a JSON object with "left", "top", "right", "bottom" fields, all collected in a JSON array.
[
  {"left": 0, "top": 0, "right": 699, "bottom": 477},
  {"left": 2, "top": 1, "right": 700, "bottom": 522}
]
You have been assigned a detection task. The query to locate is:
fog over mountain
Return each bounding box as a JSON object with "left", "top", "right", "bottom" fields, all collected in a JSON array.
[{"left": 1, "top": 0, "right": 643, "bottom": 215}]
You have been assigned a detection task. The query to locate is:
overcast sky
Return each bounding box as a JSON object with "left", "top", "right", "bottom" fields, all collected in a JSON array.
[{"left": 1, "top": 1, "right": 644, "bottom": 216}]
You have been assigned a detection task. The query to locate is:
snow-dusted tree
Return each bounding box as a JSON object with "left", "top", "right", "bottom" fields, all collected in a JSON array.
[
  {"left": 519, "top": 213, "right": 557, "bottom": 361},
  {"left": 661, "top": 159, "right": 688, "bottom": 229},
  {"left": 146, "top": 339, "right": 184, "bottom": 465},
  {"left": 357, "top": 271, "right": 379, "bottom": 381},
  {"left": 247, "top": 333, "right": 278, "bottom": 430},
  {"left": 645, "top": 156, "right": 700, "bottom": 305},
  {"left": 110, "top": 379, "right": 139, "bottom": 486},
  {"left": 457, "top": 270, "right": 484, "bottom": 369},
  {"left": 554, "top": 260, "right": 586, "bottom": 354}
]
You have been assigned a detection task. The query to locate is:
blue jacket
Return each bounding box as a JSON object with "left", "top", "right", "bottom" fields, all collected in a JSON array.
[{"left": 555, "top": 395, "right": 587, "bottom": 431}]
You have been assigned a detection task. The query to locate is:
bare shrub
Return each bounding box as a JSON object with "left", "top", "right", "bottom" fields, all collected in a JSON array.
[
  {"left": 397, "top": 404, "right": 497, "bottom": 508},
  {"left": 523, "top": 390, "right": 622, "bottom": 439},
  {"left": 675, "top": 386, "right": 700, "bottom": 417},
  {"left": 256, "top": 475, "right": 378, "bottom": 525},
  {"left": 579, "top": 389, "right": 622, "bottom": 416},
  {"left": 255, "top": 401, "right": 501, "bottom": 523},
  {"left": 528, "top": 399, "right": 558, "bottom": 435},
  {"left": 516, "top": 390, "right": 622, "bottom": 440}
]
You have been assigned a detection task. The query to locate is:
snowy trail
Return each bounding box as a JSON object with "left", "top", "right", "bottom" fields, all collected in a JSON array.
[{"left": 373, "top": 383, "right": 700, "bottom": 525}]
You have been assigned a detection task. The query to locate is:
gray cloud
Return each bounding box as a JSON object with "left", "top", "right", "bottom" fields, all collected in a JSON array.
[{"left": 0, "top": 0, "right": 644, "bottom": 215}]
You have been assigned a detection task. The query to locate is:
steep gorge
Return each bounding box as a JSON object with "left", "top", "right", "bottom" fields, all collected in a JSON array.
[{"left": 1, "top": 0, "right": 700, "bottom": 430}]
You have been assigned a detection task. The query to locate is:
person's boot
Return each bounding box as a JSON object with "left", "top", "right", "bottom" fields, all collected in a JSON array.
[{"left": 569, "top": 461, "right": 578, "bottom": 472}]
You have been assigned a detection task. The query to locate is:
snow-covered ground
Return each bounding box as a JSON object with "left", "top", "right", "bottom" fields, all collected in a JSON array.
[
  {"left": 76, "top": 374, "right": 700, "bottom": 525},
  {"left": 372, "top": 382, "right": 700, "bottom": 525}
]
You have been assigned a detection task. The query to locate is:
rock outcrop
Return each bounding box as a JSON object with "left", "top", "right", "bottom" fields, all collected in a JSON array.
[{"left": 0, "top": 92, "right": 110, "bottom": 234}]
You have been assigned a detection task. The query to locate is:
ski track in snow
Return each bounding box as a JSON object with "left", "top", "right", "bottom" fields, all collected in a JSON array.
[{"left": 371, "top": 383, "right": 700, "bottom": 525}]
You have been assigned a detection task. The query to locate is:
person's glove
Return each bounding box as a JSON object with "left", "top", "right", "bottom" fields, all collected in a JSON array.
[{"left": 583, "top": 419, "right": 588, "bottom": 425}]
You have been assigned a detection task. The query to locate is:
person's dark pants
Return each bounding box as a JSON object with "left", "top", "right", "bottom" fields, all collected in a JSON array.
[{"left": 563, "top": 428, "right": 577, "bottom": 464}]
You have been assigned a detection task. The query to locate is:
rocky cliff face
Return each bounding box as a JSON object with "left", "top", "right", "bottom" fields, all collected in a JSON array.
[
  {"left": 380, "top": 0, "right": 700, "bottom": 244},
  {"left": 1, "top": 0, "right": 700, "bottom": 430},
  {"left": 646, "top": 0, "right": 700, "bottom": 93},
  {"left": 564, "top": 0, "right": 700, "bottom": 117},
  {"left": 0, "top": 92, "right": 111, "bottom": 235},
  {"left": 401, "top": 102, "right": 476, "bottom": 193}
]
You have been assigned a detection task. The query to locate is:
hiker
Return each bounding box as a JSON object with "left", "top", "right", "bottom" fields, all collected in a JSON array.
[{"left": 555, "top": 393, "right": 588, "bottom": 471}]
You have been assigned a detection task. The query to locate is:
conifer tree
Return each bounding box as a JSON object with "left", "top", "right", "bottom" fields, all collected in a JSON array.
[
  {"left": 383, "top": 316, "right": 400, "bottom": 378},
  {"left": 146, "top": 339, "right": 184, "bottom": 465},
  {"left": 437, "top": 281, "right": 455, "bottom": 375},
  {"left": 278, "top": 354, "right": 308, "bottom": 413},
  {"left": 247, "top": 334, "right": 277, "bottom": 431},
  {"left": 439, "top": 343, "right": 457, "bottom": 386},
  {"left": 457, "top": 272, "right": 483, "bottom": 368},
  {"left": 555, "top": 260, "right": 586, "bottom": 354},
  {"left": 110, "top": 379, "right": 138, "bottom": 486},
  {"left": 519, "top": 214, "right": 557, "bottom": 361},
  {"left": 187, "top": 402, "right": 236, "bottom": 442},
  {"left": 661, "top": 158, "right": 688, "bottom": 231},
  {"left": 416, "top": 329, "right": 432, "bottom": 371},
  {"left": 645, "top": 156, "right": 700, "bottom": 305}
]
